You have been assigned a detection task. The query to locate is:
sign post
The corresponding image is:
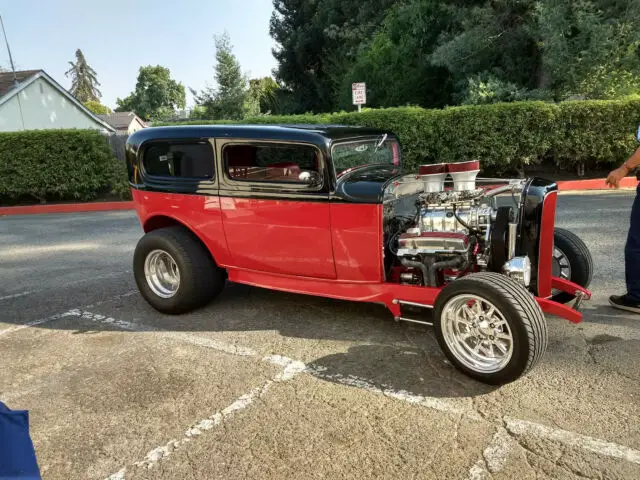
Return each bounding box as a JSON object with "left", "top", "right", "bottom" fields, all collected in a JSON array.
[{"left": 352, "top": 82, "right": 366, "bottom": 112}]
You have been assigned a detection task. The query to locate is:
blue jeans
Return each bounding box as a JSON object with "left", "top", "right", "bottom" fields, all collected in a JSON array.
[{"left": 625, "top": 184, "right": 640, "bottom": 300}]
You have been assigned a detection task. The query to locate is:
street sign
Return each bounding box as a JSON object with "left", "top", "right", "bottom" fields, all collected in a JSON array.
[{"left": 352, "top": 83, "right": 366, "bottom": 111}]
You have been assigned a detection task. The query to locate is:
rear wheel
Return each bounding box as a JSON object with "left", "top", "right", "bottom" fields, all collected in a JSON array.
[
  {"left": 134, "top": 226, "right": 226, "bottom": 314},
  {"left": 551, "top": 228, "right": 593, "bottom": 304},
  {"left": 434, "top": 272, "right": 547, "bottom": 385}
]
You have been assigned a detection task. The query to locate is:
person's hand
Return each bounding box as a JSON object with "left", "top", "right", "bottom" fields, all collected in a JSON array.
[{"left": 606, "top": 166, "right": 628, "bottom": 188}]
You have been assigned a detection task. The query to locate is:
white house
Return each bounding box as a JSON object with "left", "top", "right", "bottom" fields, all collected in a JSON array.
[
  {"left": 0, "top": 70, "right": 115, "bottom": 133},
  {"left": 97, "top": 111, "right": 147, "bottom": 135}
]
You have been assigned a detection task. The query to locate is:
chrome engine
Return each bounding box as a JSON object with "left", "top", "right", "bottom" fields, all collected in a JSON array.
[{"left": 384, "top": 161, "right": 530, "bottom": 287}]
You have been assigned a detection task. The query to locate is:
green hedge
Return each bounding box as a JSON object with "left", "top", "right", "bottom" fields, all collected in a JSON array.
[
  {"left": 160, "top": 98, "right": 640, "bottom": 174},
  {"left": 0, "top": 129, "right": 127, "bottom": 204}
]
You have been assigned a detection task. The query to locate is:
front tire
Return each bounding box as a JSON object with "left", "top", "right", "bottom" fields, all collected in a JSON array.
[
  {"left": 434, "top": 272, "right": 547, "bottom": 385},
  {"left": 133, "top": 226, "right": 226, "bottom": 314},
  {"left": 551, "top": 228, "right": 593, "bottom": 304}
]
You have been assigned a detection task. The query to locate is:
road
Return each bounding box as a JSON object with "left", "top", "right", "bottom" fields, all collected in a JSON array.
[{"left": 1, "top": 191, "right": 639, "bottom": 480}]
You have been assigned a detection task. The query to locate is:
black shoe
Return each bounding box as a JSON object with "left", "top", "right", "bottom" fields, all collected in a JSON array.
[{"left": 609, "top": 294, "right": 640, "bottom": 314}]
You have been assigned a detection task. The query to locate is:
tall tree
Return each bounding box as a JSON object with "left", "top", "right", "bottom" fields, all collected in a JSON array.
[
  {"left": 270, "top": 0, "right": 640, "bottom": 109},
  {"left": 65, "top": 49, "right": 101, "bottom": 102},
  {"left": 246, "top": 77, "right": 280, "bottom": 115},
  {"left": 193, "top": 33, "right": 248, "bottom": 120},
  {"left": 533, "top": 0, "right": 640, "bottom": 99},
  {"left": 116, "top": 65, "right": 186, "bottom": 120},
  {"left": 338, "top": 0, "right": 456, "bottom": 109},
  {"left": 270, "top": 0, "right": 395, "bottom": 113}
]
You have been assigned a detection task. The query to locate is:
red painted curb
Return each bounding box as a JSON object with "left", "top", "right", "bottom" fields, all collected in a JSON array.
[
  {"left": 0, "top": 201, "right": 134, "bottom": 216},
  {"left": 557, "top": 176, "right": 637, "bottom": 191}
]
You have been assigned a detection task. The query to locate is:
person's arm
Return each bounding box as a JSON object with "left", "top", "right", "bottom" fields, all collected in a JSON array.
[{"left": 606, "top": 147, "right": 640, "bottom": 188}]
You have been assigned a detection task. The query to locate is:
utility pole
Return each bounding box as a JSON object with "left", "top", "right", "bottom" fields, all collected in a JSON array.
[
  {"left": 0, "top": 14, "right": 25, "bottom": 129},
  {"left": 0, "top": 15, "right": 18, "bottom": 85}
]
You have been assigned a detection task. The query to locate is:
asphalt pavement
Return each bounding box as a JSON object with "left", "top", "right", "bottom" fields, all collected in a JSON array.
[{"left": 1, "top": 190, "right": 639, "bottom": 480}]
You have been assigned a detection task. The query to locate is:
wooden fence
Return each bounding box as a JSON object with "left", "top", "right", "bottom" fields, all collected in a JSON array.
[{"left": 107, "top": 133, "right": 128, "bottom": 161}]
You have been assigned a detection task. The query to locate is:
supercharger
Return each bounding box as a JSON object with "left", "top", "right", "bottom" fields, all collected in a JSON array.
[{"left": 384, "top": 161, "right": 531, "bottom": 288}]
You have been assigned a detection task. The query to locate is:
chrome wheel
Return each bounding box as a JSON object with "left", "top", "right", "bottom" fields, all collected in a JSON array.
[
  {"left": 144, "top": 249, "right": 180, "bottom": 298},
  {"left": 441, "top": 295, "right": 513, "bottom": 374},
  {"left": 551, "top": 246, "right": 572, "bottom": 295}
]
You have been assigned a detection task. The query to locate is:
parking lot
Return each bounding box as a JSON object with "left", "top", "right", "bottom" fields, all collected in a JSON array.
[{"left": 1, "top": 190, "right": 639, "bottom": 480}]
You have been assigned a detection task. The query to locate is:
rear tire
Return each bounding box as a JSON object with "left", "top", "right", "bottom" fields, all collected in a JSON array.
[
  {"left": 133, "top": 226, "right": 226, "bottom": 314},
  {"left": 551, "top": 228, "right": 593, "bottom": 304},
  {"left": 434, "top": 272, "right": 547, "bottom": 385}
]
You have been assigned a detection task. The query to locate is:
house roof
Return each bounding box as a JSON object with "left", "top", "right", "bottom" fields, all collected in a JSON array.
[
  {"left": 97, "top": 111, "right": 146, "bottom": 130},
  {"left": 0, "top": 69, "right": 115, "bottom": 132},
  {"left": 0, "top": 70, "right": 42, "bottom": 97}
]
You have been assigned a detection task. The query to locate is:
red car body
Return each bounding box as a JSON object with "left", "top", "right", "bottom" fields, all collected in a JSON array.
[{"left": 127, "top": 125, "right": 589, "bottom": 324}]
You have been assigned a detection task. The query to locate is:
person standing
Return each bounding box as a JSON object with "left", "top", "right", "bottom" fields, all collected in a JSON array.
[{"left": 606, "top": 142, "right": 640, "bottom": 312}]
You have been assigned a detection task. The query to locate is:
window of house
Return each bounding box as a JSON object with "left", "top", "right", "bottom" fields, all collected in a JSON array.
[
  {"left": 143, "top": 141, "right": 214, "bottom": 179},
  {"left": 224, "top": 143, "right": 320, "bottom": 184}
]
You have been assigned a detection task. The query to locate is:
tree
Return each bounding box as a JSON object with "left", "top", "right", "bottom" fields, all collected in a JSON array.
[
  {"left": 116, "top": 65, "right": 186, "bottom": 120},
  {"left": 246, "top": 77, "right": 280, "bottom": 115},
  {"left": 337, "top": 0, "right": 456, "bottom": 110},
  {"left": 84, "top": 101, "right": 112, "bottom": 115},
  {"left": 193, "top": 33, "right": 248, "bottom": 120},
  {"left": 269, "top": 0, "right": 640, "bottom": 110},
  {"left": 533, "top": 0, "right": 640, "bottom": 99},
  {"left": 65, "top": 49, "right": 101, "bottom": 102},
  {"left": 270, "top": 0, "right": 395, "bottom": 113}
]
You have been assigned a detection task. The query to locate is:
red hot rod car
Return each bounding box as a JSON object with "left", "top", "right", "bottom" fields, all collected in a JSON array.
[{"left": 126, "top": 125, "right": 593, "bottom": 384}]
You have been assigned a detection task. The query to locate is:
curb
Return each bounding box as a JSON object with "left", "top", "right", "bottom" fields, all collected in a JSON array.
[
  {"left": 0, "top": 176, "right": 637, "bottom": 216},
  {"left": 556, "top": 176, "right": 637, "bottom": 191},
  {"left": 0, "top": 201, "right": 134, "bottom": 216}
]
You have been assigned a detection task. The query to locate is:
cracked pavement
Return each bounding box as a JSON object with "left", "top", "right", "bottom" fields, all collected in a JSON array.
[{"left": 1, "top": 191, "right": 639, "bottom": 479}]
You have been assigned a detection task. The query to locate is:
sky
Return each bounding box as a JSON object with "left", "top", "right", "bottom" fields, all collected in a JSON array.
[{"left": 0, "top": 0, "right": 278, "bottom": 108}]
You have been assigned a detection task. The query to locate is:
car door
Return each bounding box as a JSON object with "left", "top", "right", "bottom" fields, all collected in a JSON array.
[{"left": 216, "top": 139, "right": 336, "bottom": 279}]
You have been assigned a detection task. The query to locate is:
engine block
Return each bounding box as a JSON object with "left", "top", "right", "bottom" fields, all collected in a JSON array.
[
  {"left": 419, "top": 204, "right": 493, "bottom": 234},
  {"left": 384, "top": 160, "right": 530, "bottom": 288}
]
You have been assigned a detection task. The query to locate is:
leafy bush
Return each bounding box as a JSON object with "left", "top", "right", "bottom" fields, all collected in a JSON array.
[
  {"left": 554, "top": 99, "right": 640, "bottom": 170},
  {"left": 161, "top": 98, "right": 640, "bottom": 176},
  {"left": 0, "top": 130, "right": 127, "bottom": 204}
]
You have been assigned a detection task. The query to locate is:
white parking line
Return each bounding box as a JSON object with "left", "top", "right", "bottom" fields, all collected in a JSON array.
[
  {"left": 7, "top": 306, "right": 640, "bottom": 475},
  {"left": 0, "top": 310, "right": 79, "bottom": 338},
  {"left": 306, "top": 365, "right": 477, "bottom": 419},
  {"left": 0, "top": 290, "right": 137, "bottom": 338},
  {"left": 73, "top": 310, "right": 257, "bottom": 357},
  {"left": 106, "top": 356, "right": 305, "bottom": 479},
  {"left": 505, "top": 417, "right": 640, "bottom": 465},
  {"left": 0, "top": 291, "right": 33, "bottom": 301},
  {"left": 0, "top": 271, "right": 131, "bottom": 303}
]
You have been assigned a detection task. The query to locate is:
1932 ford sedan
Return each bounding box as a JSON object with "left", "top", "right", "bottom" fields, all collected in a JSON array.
[{"left": 126, "top": 125, "right": 593, "bottom": 384}]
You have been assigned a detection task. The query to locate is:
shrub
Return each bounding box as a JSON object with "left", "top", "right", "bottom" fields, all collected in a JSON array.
[
  {"left": 159, "top": 98, "right": 640, "bottom": 176},
  {"left": 0, "top": 129, "right": 126, "bottom": 204},
  {"left": 554, "top": 99, "right": 640, "bottom": 171}
]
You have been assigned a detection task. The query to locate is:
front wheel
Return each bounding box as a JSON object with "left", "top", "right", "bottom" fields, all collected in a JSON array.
[
  {"left": 551, "top": 228, "right": 593, "bottom": 304},
  {"left": 434, "top": 272, "right": 547, "bottom": 385}
]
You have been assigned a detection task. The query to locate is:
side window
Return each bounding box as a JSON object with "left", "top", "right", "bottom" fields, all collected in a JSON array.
[
  {"left": 224, "top": 143, "right": 320, "bottom": 184},
  {"left": 143, "top": 141, "right": 214, "bottom": 179}
]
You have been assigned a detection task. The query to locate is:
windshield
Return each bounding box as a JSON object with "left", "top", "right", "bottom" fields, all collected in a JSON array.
[{"left": 332, "top": 135, "right": 401, "bottom": 177}]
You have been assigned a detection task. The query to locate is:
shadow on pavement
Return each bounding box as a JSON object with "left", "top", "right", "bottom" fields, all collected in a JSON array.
[{"left": 306, "top": 344, "right": 498, "bottom": 398}]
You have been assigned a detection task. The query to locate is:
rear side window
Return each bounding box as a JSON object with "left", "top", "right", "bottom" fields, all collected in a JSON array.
[
  {"left": 143, "top": 142, "right": 214, "bottom": 179},
  {"left": 224, "top": 143, "right": 319, "bottom": 183}
]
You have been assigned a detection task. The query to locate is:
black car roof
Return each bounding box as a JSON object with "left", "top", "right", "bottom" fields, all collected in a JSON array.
[{"left": 127, "top": 124, "right": 391, "bottom": 149}]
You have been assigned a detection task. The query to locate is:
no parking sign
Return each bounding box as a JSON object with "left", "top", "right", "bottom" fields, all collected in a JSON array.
[{"left": 352, "top": 83, "right": 366, "bottom": 111}]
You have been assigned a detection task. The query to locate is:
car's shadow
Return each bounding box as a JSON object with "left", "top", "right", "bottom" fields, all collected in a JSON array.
[
  {"left": 21, "top": 280, "right": 640, "bottom": 400},
  {"left": 62, "top": 280, "right": 498, "bottom": 398}
]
